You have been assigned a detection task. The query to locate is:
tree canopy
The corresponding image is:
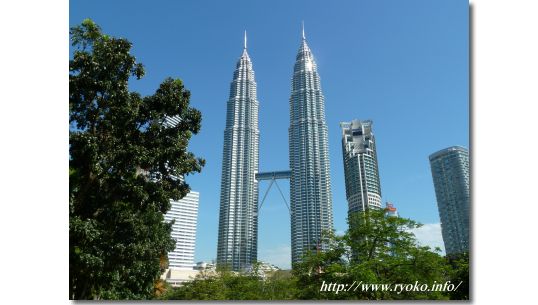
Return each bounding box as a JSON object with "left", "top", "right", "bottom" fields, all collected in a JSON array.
[
  {"left": 161, "top": 210, "right": 469, "bottom": 300},
  {"left": 293, "top": 210, "right": 451, "bottom": 300},
  {"left": 69, "top": 19, "right": 204, "bottom": 300}
]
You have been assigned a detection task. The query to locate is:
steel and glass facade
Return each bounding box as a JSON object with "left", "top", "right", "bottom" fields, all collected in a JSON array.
[
  {"left": 429, "top": 146, "right": 470, "bottom": 255},
  {"left": 288, "top": 35, "right": 333, "bottom": 265},
  {"left": 340, "top": 120, "right": 382, "bottom": 217},
  {"left": 217, "top": 39, "right": 260, "bottom": 271}
]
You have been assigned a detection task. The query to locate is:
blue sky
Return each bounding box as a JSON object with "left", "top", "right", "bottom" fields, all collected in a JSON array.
[{"left": 70, "top": 0, "right": 468, "bottom": 269}]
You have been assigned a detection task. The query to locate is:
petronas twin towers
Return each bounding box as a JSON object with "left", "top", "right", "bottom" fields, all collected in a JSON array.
[
  {"left": 289, "top": 31, "right": 333, "bottom": 265},
  {"left": 217, "top": 28, "right": 333, "bottom": 270},
  {"left": 217, "top": 33, "right": 260, "bottom": 271}
]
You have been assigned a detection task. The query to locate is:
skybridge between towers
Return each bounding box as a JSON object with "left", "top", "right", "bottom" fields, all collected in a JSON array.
[{"left": 256, "top": 170, "right": 291, "bottom": 215}]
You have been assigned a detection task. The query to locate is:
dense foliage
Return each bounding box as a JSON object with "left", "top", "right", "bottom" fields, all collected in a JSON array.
[
  {"left": 161, "top": 210, "right": 469, "bottom": 300},
  {"left": 69, "top": 19, "right": 204, "bottom": 299},
  {"left": 162, "top": 268, "right": 297, "bottom": 300},
  {"left": 293, "top": 210, "right": 450, "bottom": 300}
]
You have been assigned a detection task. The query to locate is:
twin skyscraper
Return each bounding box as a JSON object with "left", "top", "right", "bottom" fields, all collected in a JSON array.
[{"left": 217, "top": 28, "right": 333, "bottom": 271}]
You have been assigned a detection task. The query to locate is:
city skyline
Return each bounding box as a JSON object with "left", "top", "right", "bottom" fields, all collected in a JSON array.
[{"left": 70, "top": 0, "right": 468, "bottom": 269}]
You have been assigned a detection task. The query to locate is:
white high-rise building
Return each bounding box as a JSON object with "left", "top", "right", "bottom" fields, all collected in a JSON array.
[{"left": 164, "top": 191, "right": 200, "bottom": 269}]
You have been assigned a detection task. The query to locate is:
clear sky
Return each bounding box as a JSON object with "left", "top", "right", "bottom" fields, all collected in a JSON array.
[{"left": 70, "top": 0, "right": 469, "bottom": 269}]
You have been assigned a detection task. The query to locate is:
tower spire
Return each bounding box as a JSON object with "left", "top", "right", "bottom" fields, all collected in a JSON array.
[
  {"left": 244, "top": 30, "right": 247, "bottom": 49},
  {"left": 302, "top": 21, "right": 305, "bottom": 40}
]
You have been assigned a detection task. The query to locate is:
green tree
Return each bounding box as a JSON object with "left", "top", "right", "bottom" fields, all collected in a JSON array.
[
  {"left": 69, "top": 19, "right": 204, "bottom": 299},
  {"left": 261, "top": 270, "right": 297, "bottom": 300},
  {"left": 160, "top": 268, "right": 297, "bottom": 300},
  {"left": 159, "top": 210, "right": 467, "bottom": 301},
  {"left": 292, "top": 231, "right": 349, "bottom": 300},
  {"left": 294, "top": 210, "right": 451, "bottom": 300},
  {"left": 447, "top": 252, "right": 469, "bottom": 300}
]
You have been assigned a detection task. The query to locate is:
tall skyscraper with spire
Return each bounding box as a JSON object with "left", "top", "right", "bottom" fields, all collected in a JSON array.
[
  {"left": 217, "top": 32, "right": 260, "bottom": 271},
  {"left": 289, "top": 25, "right": 333, "bottom": 265}
]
